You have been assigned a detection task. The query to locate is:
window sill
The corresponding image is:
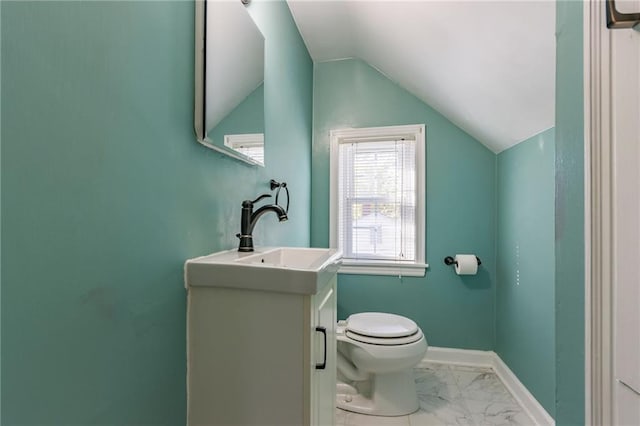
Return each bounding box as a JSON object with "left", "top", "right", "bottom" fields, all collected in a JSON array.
[{"left": 338, "top": 260, "right": 428, "bottom": 277}]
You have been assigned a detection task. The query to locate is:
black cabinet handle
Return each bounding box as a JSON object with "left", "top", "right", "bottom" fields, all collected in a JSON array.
[{"left": 315, "top": 326, "right": 327, "bottom": 370}]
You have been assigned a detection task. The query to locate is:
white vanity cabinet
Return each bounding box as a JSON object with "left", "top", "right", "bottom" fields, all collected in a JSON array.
[
  {"left": 310, "top": 278, "right": 337, "bottom": 426},
  {"left": 185, "top": 248, "right": 340, "bottom": 426}
]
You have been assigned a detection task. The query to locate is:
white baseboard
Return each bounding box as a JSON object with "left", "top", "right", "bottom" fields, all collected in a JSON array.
[
  {"left": 422, "top": 347, "right": 555, "bottom": 426},
  {"left": 421, "top": 346, "right": 495, "bottom": 367}
]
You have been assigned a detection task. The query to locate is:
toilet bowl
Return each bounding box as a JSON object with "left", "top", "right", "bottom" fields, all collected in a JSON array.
[{"left": 336, "top": 312, "right": 428, "bottom": 416}]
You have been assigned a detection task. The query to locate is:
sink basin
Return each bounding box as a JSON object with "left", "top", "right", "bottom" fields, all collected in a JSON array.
[
  {"left": 185, "top": 247, "right": 342, "bottom": 295},
  {"left": 235, "top": 247, "right": 338, "bottom": 269}
]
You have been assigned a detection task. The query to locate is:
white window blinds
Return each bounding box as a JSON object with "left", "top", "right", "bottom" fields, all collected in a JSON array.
[
  {"left": 337, "top": 137, "right": 417, "bottom": 262},
  {"left": 224, "top": 134, "right": 265, "bottom": 165},
  {"left": 233, "top": 143, "right": 264, "bottom": 164}
]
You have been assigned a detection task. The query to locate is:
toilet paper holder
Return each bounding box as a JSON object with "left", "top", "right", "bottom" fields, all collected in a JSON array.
[{"left": 444, "top": 256, "right": 482, "bottom": 267}]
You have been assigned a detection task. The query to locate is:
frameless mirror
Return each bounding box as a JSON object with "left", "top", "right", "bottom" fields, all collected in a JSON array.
[{"left": 195, "top": 0, "right": 265, "bottom": 166}]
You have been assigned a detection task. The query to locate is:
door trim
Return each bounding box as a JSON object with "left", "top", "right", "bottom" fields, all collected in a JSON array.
[{"left": 584, "top": 1, "right": 615, "bottom": 424}]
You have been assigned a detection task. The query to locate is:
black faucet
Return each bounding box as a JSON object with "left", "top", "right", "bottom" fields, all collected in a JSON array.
[{"left": 237, "top": 194, "right": 288, "bottom": 252}]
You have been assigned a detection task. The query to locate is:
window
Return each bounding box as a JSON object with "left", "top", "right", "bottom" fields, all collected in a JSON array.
[
  {"left": 330, "top": 125, "right": 427, "bottom": 276},
  {"left": 224, "top": 133, "right": 265, "bottom": 166}
]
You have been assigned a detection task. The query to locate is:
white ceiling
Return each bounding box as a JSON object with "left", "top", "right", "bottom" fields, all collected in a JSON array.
[
  {"left": 206, "top": 0, "right": 264, "bottom": 131},
  {"left": 287, "top": 0, "right": 556, "bottom": 153}
]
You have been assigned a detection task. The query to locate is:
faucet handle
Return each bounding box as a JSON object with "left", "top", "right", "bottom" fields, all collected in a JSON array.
[
  {"left": 249, "top": 193, "right": 272, "bottom": 205},
  {"left": 242, "top": 193, "right": 271, "bottom": 208}
]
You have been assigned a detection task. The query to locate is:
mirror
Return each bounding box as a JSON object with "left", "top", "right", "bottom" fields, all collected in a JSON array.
[{"left": 195, "top": 0, "right": 265, "bottom": 166}]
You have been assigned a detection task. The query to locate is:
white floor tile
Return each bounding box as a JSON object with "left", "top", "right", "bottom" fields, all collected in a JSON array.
[
  {"left": 414, "top": 365, "right": 461, "bottom": 402},
  {"left": 412, "top": 397, "right": 475, "bottom": 425},
  {"left": 341, "top": 410, "right": 410, "bottom": 426},
  {"left": 336, "top": 363, "right": 532, "bottom": 426},
  {"left": 416, "top": 361, "right": 452, "bottom": 370},
  {"left": 450, "top": 364, "right": 494, "bottom": 374},
  {"left": 466, "top": 399, "right": 534, "bottom": 426},
  {"left": 454, "top": 371, "right": 512, "bottom": 402}
]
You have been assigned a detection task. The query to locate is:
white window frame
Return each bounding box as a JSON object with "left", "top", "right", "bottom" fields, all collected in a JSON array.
[
  {"left": 329, "top": 124, "right": 427, "bottom": 277},
  {"left": 223, "top": 133, "right": 265, "bottom": 166}
]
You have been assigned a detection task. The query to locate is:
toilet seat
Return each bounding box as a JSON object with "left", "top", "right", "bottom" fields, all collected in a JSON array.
[
  {"left": 345, "top": 329, "right": 423, "bottom": 346},
  {"left": 342, "top": 312, "right": 423, "bottom": 346},
  {"left": 336, "top": 312, "right": 429, "bottom": 416}
]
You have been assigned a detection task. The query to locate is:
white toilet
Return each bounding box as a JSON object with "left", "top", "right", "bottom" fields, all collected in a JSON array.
[{"left": 336, "top": 312, "right": 428, "bottom": 416}]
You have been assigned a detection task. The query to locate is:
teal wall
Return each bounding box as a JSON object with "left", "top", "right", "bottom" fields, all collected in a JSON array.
[
  {"left": 209, "top": 83, "right": 264, "bottom": 142},
  {"left": 555, "top": 1, "right": 585, "bottom": 424},
  {"left": 311, "top": 59, "right": 497, "bottom": 350},
  {"left": 1, "top": 0, "right": 585, "bottom": 421},
  {"left": 496, "top": 128, "right": 556, "bottom": 416},
  {"left": 1, "top": 1, "right": 312, "bottom": 423}
]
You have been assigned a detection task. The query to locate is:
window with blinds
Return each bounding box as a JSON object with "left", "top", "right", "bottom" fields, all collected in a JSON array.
[
  {"left": 330, "top": 125, "right": 426, "bottom": 276},
  {"left": 224, "top": 133, "right": 265, "bottom": 165},
  {"left": 338, "top": 139, "right": 416, "bottom": 261}
]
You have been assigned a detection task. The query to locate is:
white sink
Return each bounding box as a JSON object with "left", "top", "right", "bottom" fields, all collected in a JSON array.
[{"left": 185, "top": 247, "right": 342, "bottom": 295}]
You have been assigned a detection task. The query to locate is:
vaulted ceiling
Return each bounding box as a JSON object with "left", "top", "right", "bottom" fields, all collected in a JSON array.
[{"left": 287, "top": 0, "right": 556, "bottom": 153}]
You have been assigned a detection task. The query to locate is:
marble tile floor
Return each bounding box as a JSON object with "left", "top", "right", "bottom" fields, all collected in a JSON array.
[{"left": 336, "top": 362, "right": 535, "bottom": 426}]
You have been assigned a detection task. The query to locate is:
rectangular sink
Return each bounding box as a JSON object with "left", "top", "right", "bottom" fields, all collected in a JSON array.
[
  {"left": 185, "top": 247, "right": 342, "bottom": 295},
  {"left": 236, "top": 247, "right": 337, "bottom": 269}
]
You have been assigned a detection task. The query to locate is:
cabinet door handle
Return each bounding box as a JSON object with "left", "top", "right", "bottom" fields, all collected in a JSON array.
[{"left": 315, "top": 326, "right": 327, "bottom": 370}]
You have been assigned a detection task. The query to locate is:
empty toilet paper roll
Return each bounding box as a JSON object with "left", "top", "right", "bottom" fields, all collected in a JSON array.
[{"left": 455, "top": 254, "right": 478, "bottom": 275}]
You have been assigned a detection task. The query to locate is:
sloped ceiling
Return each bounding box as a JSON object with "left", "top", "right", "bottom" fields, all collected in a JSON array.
[{"left": 287, "top": 0, "right": 556, "bottom": 153}]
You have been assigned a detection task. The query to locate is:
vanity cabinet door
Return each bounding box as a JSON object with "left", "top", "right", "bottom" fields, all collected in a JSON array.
[{"left": 311, "top": 277, "right": 337, "bottom": 426}]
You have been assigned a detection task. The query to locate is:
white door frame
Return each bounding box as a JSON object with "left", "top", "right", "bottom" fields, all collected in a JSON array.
[
  {"left": 585, "top": 1, "right": 639, "bottom": 423},
  {"left": 584, "top": 0, "right": 614, "bottom": 422}
]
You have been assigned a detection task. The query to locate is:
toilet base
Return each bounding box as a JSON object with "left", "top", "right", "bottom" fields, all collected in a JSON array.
[{"left": 336, "top": 370, "right": 420, "bottom": 416}]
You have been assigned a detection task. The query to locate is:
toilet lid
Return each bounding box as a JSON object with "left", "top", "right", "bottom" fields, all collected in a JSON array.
[{"left": 346, "top": 312, "right": 419, "bottom": 338}]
